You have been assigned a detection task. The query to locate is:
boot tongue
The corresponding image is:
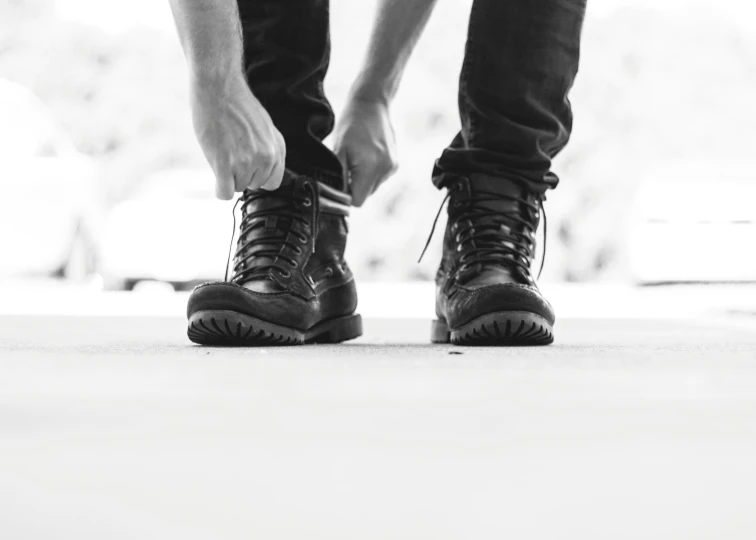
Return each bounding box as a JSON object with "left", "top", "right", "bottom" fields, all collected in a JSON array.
[{"left": 454, "top": 174, "right": 535, "bottom": 286}]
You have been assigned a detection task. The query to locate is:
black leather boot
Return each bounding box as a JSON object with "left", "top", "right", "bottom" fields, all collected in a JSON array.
[
  {"left": 431, "top": 174, "right": 555, "bottom": 345},
  {"left": 187, "top": 173, "right": 361, "bottom": 345}
]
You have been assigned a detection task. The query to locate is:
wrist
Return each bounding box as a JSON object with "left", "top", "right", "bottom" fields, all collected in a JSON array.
[
  {"left": 348, "top": 72, "right": 397, "bottom": 107},
  {"left": 189, "top": 64, "right": 246, "bottom": 95}
]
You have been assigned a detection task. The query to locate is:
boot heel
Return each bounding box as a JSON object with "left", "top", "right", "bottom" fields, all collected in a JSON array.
[
  {"left": 310, "top": 314, "right": 363, "bottom": 344},
  {"left": 431, "top": 319, "right": 451, "bottom": 343}
]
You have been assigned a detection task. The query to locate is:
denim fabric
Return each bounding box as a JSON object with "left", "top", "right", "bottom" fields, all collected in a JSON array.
[
  {"left": 237, "top": 0, "right": 344, "bottom": 188},
  {"left": 238, "top": 0, "right": 586, "bottom": 193},
  {"left": 433, "top": 0, "right": 587, "bottom": 193}
]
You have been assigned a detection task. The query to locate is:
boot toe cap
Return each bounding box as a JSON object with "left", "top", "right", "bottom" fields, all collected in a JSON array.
[
  {"left": 446, "top": 283, "right": 555, "bottom": 329},
  {"left": 187, "top": 281, "right": 307, "bottom": 328}
]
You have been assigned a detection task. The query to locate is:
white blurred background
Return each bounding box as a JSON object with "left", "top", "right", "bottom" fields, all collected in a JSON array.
[{"left": 1, "top": 0, "right": 755, "bottom": 290}]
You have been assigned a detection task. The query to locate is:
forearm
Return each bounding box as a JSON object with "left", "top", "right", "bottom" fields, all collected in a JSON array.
[
  {"left": 351, "top": 0, "right": 439, "bottom": 104},
  {"left": 168, "top": 0, "right": 244, "bottom": 84}
]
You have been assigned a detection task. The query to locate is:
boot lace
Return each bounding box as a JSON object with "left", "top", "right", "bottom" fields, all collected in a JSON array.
[
  {"left": 225, "top": 182, "right": 317, "bottom": 283},
  {"left": 419, "top": 182, "right": 547, "bottom": 280}
]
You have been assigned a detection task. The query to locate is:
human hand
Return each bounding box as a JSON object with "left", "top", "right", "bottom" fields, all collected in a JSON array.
[
  {"left": 190, "top": 73, "right": 286, "bottom": 200},
  {"left": 333, "top": 96, "right": 398, "bottom": 207}
]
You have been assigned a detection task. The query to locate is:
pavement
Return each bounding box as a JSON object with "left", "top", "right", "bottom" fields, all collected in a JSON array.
[{"left": 1, "top": 282, "right": 756, "bottom": 539}]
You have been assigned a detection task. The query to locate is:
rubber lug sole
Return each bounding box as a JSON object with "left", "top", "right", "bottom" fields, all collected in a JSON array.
[
  {"left": 432, "top": 310, "right": 554, "bottom": 346},
  {"left": 187, "top": 310, "right": 362, "bottom": 346}
]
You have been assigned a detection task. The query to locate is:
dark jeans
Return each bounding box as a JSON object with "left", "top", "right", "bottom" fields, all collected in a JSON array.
[{"left": 238, "top": 0, "right": 586, "bottom": 193}]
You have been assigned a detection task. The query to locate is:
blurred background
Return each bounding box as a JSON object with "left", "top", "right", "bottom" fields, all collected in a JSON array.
[{"left": 1, "top": 0, "right": 755, "bottom": 291}]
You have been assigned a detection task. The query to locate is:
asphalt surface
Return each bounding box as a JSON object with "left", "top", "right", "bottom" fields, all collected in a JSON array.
[{"left": 2, "top": 304, "right": 756, "bottom": 538}]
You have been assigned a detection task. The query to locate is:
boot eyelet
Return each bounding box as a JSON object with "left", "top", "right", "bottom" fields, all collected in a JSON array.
[
  {"left": 278, "top": 269, "right": 291, "bottom": 278},
  {"left": 303, "top": 199, "right": 312, "bottom": 207}
]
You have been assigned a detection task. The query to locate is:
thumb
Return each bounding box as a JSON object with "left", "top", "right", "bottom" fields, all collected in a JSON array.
[{"left": 336, "top": 147, "right": 350, "bottom": 190}]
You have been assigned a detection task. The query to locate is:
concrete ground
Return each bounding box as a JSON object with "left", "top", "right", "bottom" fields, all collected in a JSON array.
[{"left": 1, "top": 283, "right": 756, "bottom": 539}]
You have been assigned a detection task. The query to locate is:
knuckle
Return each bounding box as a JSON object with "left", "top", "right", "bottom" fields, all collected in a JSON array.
[
  {"left": 230, "top": 161, "right": 248, "bottom": 178},
  {"left": 246, "top": 173, "right": 263, "bottom": 188},
  {"left": 236, "top": 152, "right": 253, "bottom": 166},
  {"left": 256, "top": 149, "right": 276, "bottom": 167},
  {"left": 233, "top": 161, "right": 252, "bottom": 177}
]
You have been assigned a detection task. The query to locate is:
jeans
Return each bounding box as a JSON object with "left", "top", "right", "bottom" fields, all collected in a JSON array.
[{"left": 238, "top": 0, "right": 586, "bottom": 193}]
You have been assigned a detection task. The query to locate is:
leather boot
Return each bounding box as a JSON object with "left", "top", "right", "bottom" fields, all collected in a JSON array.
[
  {"left": 187, "top": 172, "right": 361, "bottom": 345},
  {"left": 432, "top": 174, "right": 555, "bottom": 345}
]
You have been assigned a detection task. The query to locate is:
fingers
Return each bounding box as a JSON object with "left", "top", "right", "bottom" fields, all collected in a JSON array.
[
  {"left": 337, "top": 147, "right": 367, "bottom": 205},
  {"left": 231, "top": 157, "right": 256, "bottom": 193},
  {"left": 349, "top": 165, "right": 374, "bottom": 207},
  {"left": 263, "top": 154, "right": 285, "bottom": 191},
  {"left": 371, "top": 153, "right": 399, "bottom": 196},
  {"left": 221, "top": 135, "right": 285, "bottom": 196},
  {"left": 335, "top": 147, "right": 350, "bottom": 187},
  {"left": 337, "top": 143, "right": 372, "bottom": 207},
  {"left": 349, "top": 153, "right": 399, "bottom": 207},
  {"left": 246, "top": 130, "right": 286, "bottom": 192},
  {"left": 213, "top": 162, "right": 235, "bottom": 201},
  {"left": 258, "top": 130, "right": 286, "bottom": 191}
]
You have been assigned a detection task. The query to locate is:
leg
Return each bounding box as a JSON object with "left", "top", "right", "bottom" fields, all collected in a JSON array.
[
  {"left": 237, "top": 0, "right": 343, "bottom": 188},
  {"left": 187, "top": 1, "right": 361, "bottom": 346},
  {"left": 432, "top": 0, "right": 586, "bottom": 345},
  {"left": 433, "top": 0, "right": 587, "bottom": 193}
]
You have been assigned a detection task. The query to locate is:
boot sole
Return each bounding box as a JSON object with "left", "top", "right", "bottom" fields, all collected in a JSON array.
[
  {"left": 187, "top": 310, "right": 362, "bottom": 346},
  {"left": 432, "top": 311, "right": 554, "bottom": 346}
]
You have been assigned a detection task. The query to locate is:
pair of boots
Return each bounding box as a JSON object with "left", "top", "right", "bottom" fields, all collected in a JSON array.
[{"left": 186, "top": 171, "right": 555, "bottom": 346}]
